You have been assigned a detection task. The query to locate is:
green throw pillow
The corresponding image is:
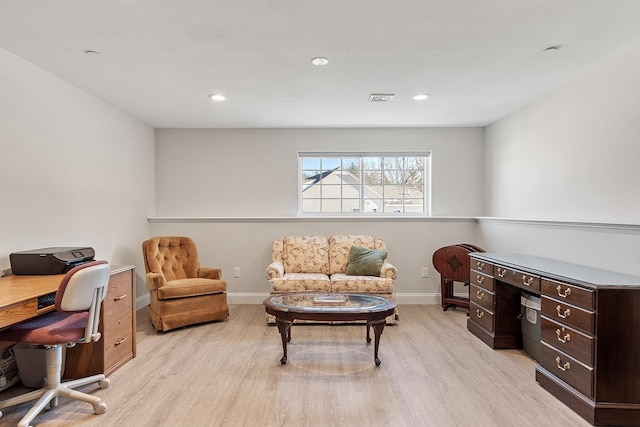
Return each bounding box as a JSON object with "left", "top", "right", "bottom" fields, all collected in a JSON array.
[{"left": 346, "top": 246, "right": 387, "bottom": 276}]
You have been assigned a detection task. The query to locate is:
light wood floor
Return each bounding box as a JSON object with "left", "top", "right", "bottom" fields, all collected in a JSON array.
[{"left": 0, "top": 305, "right": 592, "bottom": 427}]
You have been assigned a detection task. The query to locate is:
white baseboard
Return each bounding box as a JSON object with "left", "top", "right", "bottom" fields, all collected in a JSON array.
[{"left": 137, "top": 292, "right": 454, "bottom": 309}]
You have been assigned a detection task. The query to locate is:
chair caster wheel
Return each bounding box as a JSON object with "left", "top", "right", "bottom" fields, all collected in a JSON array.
[
  {"left": 99, "top": 378, "right": 111, "bottom": 389},
  {"left": 94, "top": 401, "right": 107, "bottom": 415}
]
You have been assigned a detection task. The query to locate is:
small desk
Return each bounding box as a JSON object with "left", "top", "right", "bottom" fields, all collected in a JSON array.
[{"left": 0, "top": 266, "right": 136, "bottom": 379}]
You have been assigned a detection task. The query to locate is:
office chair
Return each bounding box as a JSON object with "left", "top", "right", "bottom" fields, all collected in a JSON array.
[{"left": 0, "top": 260, "right": 111, "bottom": 427}]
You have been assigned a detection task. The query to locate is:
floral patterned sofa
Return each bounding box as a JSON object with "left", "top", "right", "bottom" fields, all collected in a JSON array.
[{"left": 265, "top": 235, "right": 398, "bottom": 323}]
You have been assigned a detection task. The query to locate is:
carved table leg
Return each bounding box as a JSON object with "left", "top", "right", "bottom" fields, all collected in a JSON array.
[
  {"left": 276, "top": 319, "right": 292, "bottom": 364},
  {"left": 370, "top": 319, "right": 386, "bottom": 366},
  {"left": 366, "top": 321, "right": 371, "bottom": 343}
]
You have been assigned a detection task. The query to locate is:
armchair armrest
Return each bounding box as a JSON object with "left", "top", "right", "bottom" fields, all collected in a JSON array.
[
  {"left": 380, "top": 262, "right": 398, "bottom": 280},
  {"left": 198, "top": 267, "right": 222, "bottom": 280},
  {"left": 146, "top": 272, "right": 166, "bottom": 291},
  {"left": 266, "top": 261, "right": 284, "bottom": 279}
]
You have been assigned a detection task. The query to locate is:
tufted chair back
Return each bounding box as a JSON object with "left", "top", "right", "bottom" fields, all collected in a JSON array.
[{"left": 142, "top": 236, "right": 200, "bottom": 280}]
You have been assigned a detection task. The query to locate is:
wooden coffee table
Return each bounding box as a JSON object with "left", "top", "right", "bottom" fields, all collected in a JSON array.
[{"left": 263, "top": 293, "right": 396, "bottom": 366}]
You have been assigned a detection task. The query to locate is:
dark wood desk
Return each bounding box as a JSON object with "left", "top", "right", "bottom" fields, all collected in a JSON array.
[
  {"left": 0, "top": 266, "right": 136, "bottom": 379},
  {"left": 467, "top": 253, "right": 640, "bottom": 426}
]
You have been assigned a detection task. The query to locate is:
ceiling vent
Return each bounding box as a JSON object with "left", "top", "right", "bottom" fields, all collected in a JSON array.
[{"left": 368, "top": 94, "right": 395, "bottom": 103}]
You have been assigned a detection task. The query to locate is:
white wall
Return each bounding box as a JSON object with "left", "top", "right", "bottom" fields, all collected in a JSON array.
[
  {"left": 154, "top": 127, "right": 484, "bottom": 217},
  {"left": 0, "top": 46, "right": 155, "bottom": 302},
  {"left": 482, "top": 47, "right": 640, "bottom": 276},
  {"left": 151, "top": 127, "right": 485, "bottom": 303}
]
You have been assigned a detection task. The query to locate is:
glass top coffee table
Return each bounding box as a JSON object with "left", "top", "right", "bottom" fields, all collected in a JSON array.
[{"left": 263, "top": 293, "right": 396, "bottom": 366}]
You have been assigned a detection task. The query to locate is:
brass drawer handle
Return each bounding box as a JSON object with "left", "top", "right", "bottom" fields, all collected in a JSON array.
[
  {"left": 496, "top": 267, "right": 507, "bottom": 278},
  {"left": 555, "top": 356, "right": 571, "bottom": 372},
  {"left": 522, "top": 275, "right": 534, "bottom": 287},
  {"left": 475, "top": 309, "right": 485, "bottom": 319},
  {"left": 476, "top": 275, "right": 484, "bottom": 284},
  {"left": 556, "top": 285, "right": 571, "bottom": 298},
  {"left": 556, "top": 305, "right": 571, "bottom": 319},
  {"left": 476, "top": 261, "right": 485, "bottom": 270},
  {"left": 556, "top": 327, "right": 571, "bottom": 343},
  {"left": 114, "top": 294, "right": 128, "bottom": 301},
  {"left": 115, "top": 337, "right": 128, "bottom": 346},
  {"left": 476, "top": 290, "right": 485, "bottom": 300}
]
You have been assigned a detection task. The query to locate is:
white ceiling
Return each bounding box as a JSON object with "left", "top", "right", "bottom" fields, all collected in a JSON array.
[{"left": 2, "top": 1, "right": 640, "bottom": 128}]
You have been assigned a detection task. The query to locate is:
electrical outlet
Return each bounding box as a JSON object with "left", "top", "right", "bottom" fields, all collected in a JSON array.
[
  {"left": 421, "top": 267, "right": 429, "bottom": 278},
  {"left": 233, "top": 267, "right": 240, "bottom": 278}
]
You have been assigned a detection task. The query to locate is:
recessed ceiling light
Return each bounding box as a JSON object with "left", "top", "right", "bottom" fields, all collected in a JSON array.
[
  {"left": 311, "top": 57, "right": 329, "bottom": 66},
  {"left": 208, "top": 94, "right": 226, "bottom": 101},
  {"left": 412, "top": 94, "right": 430, "bottom": 101}
]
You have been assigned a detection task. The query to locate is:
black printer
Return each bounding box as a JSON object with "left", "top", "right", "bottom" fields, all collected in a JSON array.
[{"left": 9, "top": 247, "right": 95, "bottom": 275}]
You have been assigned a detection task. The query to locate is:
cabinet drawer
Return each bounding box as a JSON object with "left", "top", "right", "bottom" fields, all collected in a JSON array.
[
  {"left": 541, "top": 316, "right": 594, "bottom": 366},
  {"left": 470, "top": 272, "right": 494, "bottom": 291},
  {"left": 470, "top": 284, "right": 494, "bottom": 311},
  {"left": 540, "top": 342, "right": 593, "bottom": 397},
  {"left": 104, "top": 290, "right": 132, "bottom": 319},
  {"left": 541, "top": 279, "right": 594, "bottom": 310},
  {"left": 105, "top": 272, "right": 133, "bottom": 318},
  {"left": 471, "top": 259, "right": 494, "bottom": 276},
  {"left": 495, "top": 266, "right": 541, "bottom": 293},
  {"left": 470, "top": 302, "right": 494, "bottom": 332},
  {"left": 104, "top": 314, "right": 133, "bottom": 369},
  {"left": 541, "top": 296, "right": 595, "bottom": 334}
]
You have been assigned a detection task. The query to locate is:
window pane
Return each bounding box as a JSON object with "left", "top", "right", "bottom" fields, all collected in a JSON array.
[
  {"left": 321, "top": 184, "right": 341, "bottom": 198},
  {"left": 301, "top": 157, "right": 321, "bottom": 170},
  {"left": 303, "top": 199, "right": 321, "bottom": 213},
  {"left": 365, "top": 199, "right": 383, "bottom": 212},
  {"left": 321, "top": 157, "right": 341, "bottom": 170},
  {"left": 342, "top": 199, "right": 360, "bottom": 213},
  {"left": 342, "top": 157, "right": 360, "bottom": 174},
  {"left": 322, "top": 199, "right": 341, "bottom": 212},
  {"left": 363, "top": 157, "right": 381, "bottom": 169},
  {"left": 303, "top": 184, "right": 321, "bottom": 197},
  {"left": 405, "top": 156, "right": 424, "bottom": 171},
  {"left": 383, "top": 157, "right": 403, "bottom": 172}
]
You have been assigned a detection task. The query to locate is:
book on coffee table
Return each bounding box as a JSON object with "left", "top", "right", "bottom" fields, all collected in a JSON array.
[{"left": 312, "top": 294, "right": 348, "bottom": 305}]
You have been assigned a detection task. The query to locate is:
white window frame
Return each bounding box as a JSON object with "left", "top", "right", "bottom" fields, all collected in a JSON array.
[{"left": 299, "top": 152, "right": 432, "bottom": 216}]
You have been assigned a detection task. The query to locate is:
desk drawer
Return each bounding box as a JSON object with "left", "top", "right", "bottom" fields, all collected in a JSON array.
[
  {"left": 540, "top": 342, "right": 593, "bottom": 397},
  {"left": 470, "top": 272, "right": 494, "bottom": 291},
  {"left": 541, "top": 316, "right": 594, "bottom": 366},
  {"left": 471, "top": 259, "right": 494, "bottom": 276},
  {"left": 495, "top": 266, "right": 541, "bottom": 293},
  {"left": 541, "top": 296, "right": 594, "bottom": 334},
  {"left": 470, "top": 284, "right": 494, "bottom": 311},
  {"left": 104, "top": 313, "right": 133, "bottom": 369},
  {"left": 0, "top": 299, "right": 37, "bottom": 329},
  {"left": 541, "top": 279, "right": 594, "bottom": 310},
  {"left": 470, "top": 302, "right": 494, "bottom": 332}
]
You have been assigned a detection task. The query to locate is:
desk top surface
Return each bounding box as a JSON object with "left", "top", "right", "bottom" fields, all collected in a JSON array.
[
  {"left": 0, "top": 265, "right": 134, "bottom": 309},
  {"left": 471, "top": 253, "right": 640, "bottom": 288}
]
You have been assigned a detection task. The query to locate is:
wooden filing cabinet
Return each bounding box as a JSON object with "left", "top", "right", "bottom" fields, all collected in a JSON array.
[
  {"left": 467, "top": 253, "right": 640, "bottom": 426},
  {"left": 64, "top": 265, "right": 136, "bottom": 379}
]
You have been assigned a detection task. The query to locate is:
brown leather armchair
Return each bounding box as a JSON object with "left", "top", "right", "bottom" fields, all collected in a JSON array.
[{"left": 142, "top": 236, "right": 229, "bottom": 331}]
